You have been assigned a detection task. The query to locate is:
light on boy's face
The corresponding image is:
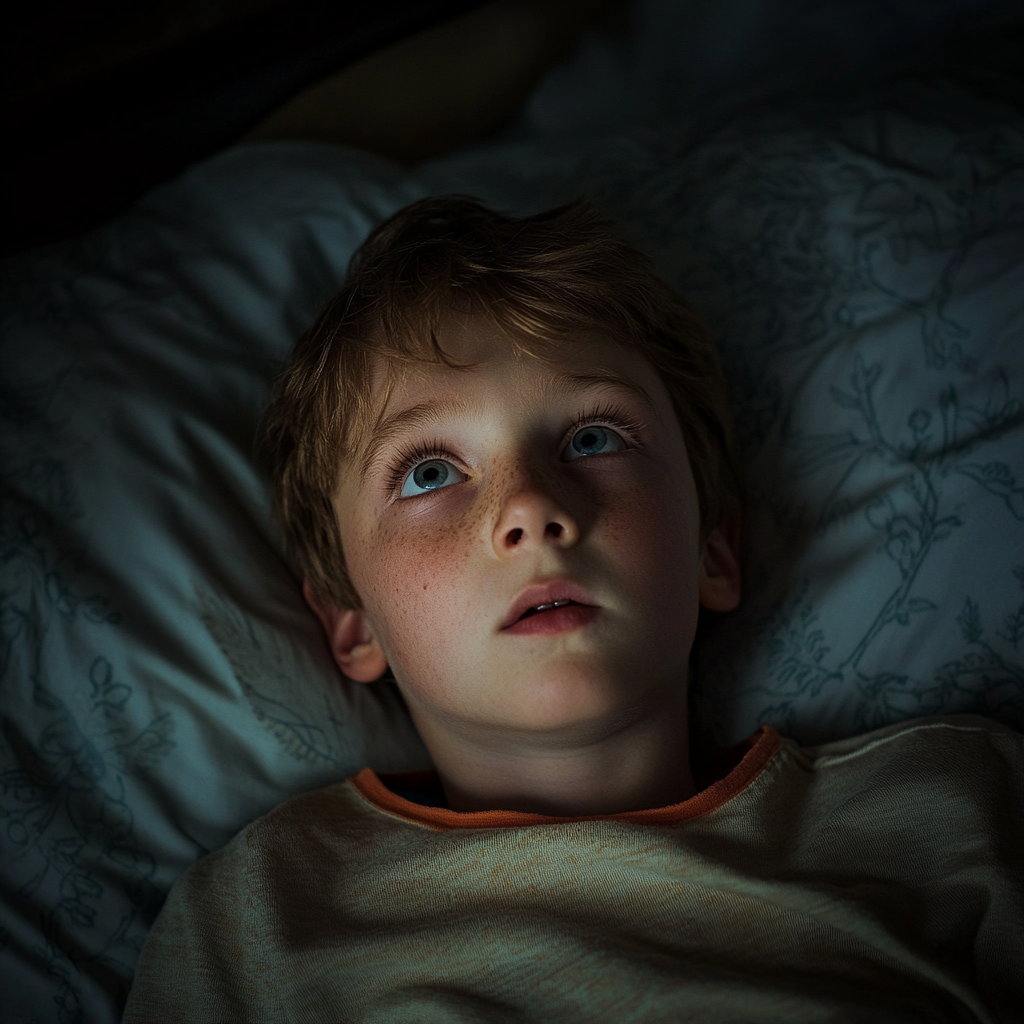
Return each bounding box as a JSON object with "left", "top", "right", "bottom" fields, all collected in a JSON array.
[{"left": 332, "top": 316, "right": 720, "bottom": 748}]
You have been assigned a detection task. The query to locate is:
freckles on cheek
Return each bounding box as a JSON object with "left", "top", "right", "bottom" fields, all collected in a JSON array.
[
  {"left": 365, "top": 528, "right": 439, "bottom": 611},
  {"left": 353, "top": 515, "right": 477, "bottom": 671}
]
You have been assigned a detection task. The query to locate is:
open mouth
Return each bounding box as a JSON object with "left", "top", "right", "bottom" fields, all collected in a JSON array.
[
  {"left": 502, "top": 586, "right": 600, "bottom": 636},
  {"left": 517, "top": 599, "right": 577, "bottom": 620}
]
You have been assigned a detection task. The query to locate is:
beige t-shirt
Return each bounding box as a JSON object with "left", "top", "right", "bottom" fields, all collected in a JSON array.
[{"left": 124, "top": 715, "right": 1023, "bottom": 1023}]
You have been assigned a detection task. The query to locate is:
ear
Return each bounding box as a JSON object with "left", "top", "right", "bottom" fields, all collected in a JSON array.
[
  {"left": 698, "top": 514, "right": 742, "bottom": 612},
  {"left": 302, "top": 579, "right": 389, "bottom": 683}
]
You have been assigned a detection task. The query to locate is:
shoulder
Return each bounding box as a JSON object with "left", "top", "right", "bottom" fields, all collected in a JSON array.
[
  {"left": 140, "top": 777, "right": 388, "bottom": 940},
  {"left": 768, "top": 714, "right": 1024, "bottom": 838},
  {"left": 189, "top": 777, "right": 386, "bottom": 884},
  {"left": 124, "top": 778, "right": 380, "bottom": 1021},
  {"left": 739, "top": 716, "right": 1024, "bottom": 885},
  {"left": 791, "top": 713, "right": 1023, "bottom": 768}
]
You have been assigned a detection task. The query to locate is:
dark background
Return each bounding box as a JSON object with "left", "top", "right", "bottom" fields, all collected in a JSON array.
[
  {"left": 4, "top": 0, "right": 1022, "bottom": 260},
  {"left": 2, "top": 0, "right": 487, "bottom": 257}
]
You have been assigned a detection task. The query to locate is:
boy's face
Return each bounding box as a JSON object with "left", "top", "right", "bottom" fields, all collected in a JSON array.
[{"left": 328, "top": 316, "right": 738, "bottom": 749}]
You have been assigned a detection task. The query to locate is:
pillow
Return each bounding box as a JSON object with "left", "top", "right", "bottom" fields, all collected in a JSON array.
[
  {"left": 610, "top": 87, "right": 1024, "bottom": 751},
  {"left": 0, "top": 145, "right": 433, "bottom": 1022}
]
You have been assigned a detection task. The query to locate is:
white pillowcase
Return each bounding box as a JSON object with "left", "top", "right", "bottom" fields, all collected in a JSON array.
[
  {"left": 0, "top": 146, "right": 433, "bottom": 1022},
  {"left": 625, "top": 91, "right": 1024, "bottom": 750}
]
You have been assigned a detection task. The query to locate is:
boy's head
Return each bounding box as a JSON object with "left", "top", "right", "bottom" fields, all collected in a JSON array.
[{"left": 261, "top": 197, "right": 741, "bottom": 759}]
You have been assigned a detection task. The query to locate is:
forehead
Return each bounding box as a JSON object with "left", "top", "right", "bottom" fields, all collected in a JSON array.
[{"left": 369, "top": 315, "right": 664, "bottom": 418}]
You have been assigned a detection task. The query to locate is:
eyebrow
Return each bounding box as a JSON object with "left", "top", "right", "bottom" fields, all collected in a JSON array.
[
  {"left": 357, "top": 368, "right": 655, "bottom": 481},
  {"left": 549, "top": 370, "right": 655, "bottom": 410},
  {"left": 359, "top": 398, "right": 470, "bottom": 480}
]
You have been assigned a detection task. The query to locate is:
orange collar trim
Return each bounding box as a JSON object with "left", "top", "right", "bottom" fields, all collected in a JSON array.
[{"left": 351, "top": 725, "right": 782, "bottom": 830}]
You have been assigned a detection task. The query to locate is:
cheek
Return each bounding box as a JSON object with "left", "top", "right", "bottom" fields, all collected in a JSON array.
[
  {"left": 346, "top": 502, "right": 483, "bottom": 675},
  {"left": 596, "top": 470, "right": 701, "bottom": 614}
]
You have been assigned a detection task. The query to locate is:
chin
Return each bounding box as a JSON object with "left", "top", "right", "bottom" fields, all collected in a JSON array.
[{"left": 495, "top": 661, "right": 648, "bottom": 736}]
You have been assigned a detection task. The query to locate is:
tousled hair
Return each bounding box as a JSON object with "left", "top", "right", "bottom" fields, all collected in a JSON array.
[{"left": 260, "top": 196, "right": 738, "bottom": 608}]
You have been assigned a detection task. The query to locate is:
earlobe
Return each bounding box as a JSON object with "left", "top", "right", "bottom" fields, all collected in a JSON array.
[
  {"left": 698, "top": 515, "right": 742, "bottom": 612},
  {"left": 302, "top": 580, "right": 390, "bottom": 683}
]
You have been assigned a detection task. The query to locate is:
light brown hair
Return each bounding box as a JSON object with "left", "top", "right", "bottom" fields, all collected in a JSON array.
[{"left": 260, "top": 196, "right": 738, "bottom": 608}]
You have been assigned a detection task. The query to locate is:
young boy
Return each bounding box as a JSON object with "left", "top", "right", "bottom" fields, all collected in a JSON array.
[{"left": 124, "top": 198, "right": 1023, "bottom": 1022}]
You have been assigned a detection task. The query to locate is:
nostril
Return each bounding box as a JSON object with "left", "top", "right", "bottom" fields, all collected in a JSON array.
[
  {"left": 545, "top": 522, "right": 563, "bottom": 539},
  {"left": 507, "top": 527, "right": 524, "bottom": 546}
]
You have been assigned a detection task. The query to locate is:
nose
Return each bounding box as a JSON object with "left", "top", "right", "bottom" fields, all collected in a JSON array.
[{"left": 492, "top": 482, "right": 581, "bottom": 557}]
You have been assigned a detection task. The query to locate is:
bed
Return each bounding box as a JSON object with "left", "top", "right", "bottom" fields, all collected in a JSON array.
[{"left": 2, "top": 1, "right": 1022, "bottom": 1020}]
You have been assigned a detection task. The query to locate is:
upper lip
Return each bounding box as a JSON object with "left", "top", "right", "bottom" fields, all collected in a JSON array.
[{"left": 501, "top": 579, "right": 598, "bottom": 630}]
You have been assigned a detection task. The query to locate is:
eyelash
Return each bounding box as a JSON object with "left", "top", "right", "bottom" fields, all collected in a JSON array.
[
  {"left": 385, "top": 441, "right": 456, "bottom": 497},
  {"left": 384, "top": 404, "right": 643, "bottom": 497},
  {"left": 563, "top": 403, "right": 643, "bottom": 453}
]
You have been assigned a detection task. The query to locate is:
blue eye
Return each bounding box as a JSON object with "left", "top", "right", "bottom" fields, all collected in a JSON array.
[
  {"left": 564, "top": 425, "right": 625, "bottom": 461},
  {"left": 401, "top": 459, "right": 464, "bottom": 497}
]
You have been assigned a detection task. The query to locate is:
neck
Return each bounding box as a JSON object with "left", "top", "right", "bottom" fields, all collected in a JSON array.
[{"left": 408, "top": 687, "right": 696, "bottom": 816}]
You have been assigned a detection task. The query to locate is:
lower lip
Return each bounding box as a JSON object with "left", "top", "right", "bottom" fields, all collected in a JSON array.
[{"left": 502, "top": 603, "right": 600, "bottom": 636}]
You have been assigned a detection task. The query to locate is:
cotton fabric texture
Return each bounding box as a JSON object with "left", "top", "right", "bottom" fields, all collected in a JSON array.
[{"left": 124, "top": 716, "right": 1024, "bottom": 1023}]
